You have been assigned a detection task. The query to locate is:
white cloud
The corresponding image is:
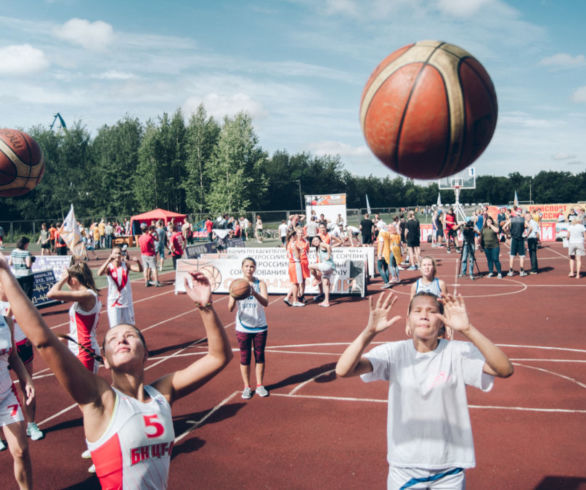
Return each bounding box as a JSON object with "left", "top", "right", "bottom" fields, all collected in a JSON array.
[
  {"left": 53, "top": 18, "right": 114, "bottom": 51},
  {"left": 500, "top": 111, "right": 561, "bottom": 129},
  {"left": 96, "top": 70, "right": 136, "bottom": 80},
  {"left": 183, "top": 93, "right": 268, "bottom": 121},
  {"left": 324, "top": 0, "right": 359, "bottom": 16},
  {"left": 539, "top": 53, "right": 586, "bottom": 68},
  {"left": 572, "top": 86, "right": 586, "bottom": 103},
  {"left": 436, "top": 0, "right": 496, "bottom": 17},
  {"left": 552, "top": 153, "right": 576, "bottom": 161},
  {"left": 307, "top": 140, "right": 369, "bottom": 158},
  {"left": 0, "top": 44, "right": 49, "bottom": 75}
]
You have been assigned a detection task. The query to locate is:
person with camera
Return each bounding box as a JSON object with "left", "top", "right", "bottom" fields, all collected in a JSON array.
[
  {"left": 459, "top": 219, "right": 478, "bottom": 280},
  {"left": 97, "top": 245, "right": 143, "bottom": 329},
  {"left": 480, "top": 216, "right": 503, "bottom": 279}
]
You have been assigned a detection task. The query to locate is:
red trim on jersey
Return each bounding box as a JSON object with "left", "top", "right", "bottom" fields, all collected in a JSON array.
[
  {"left": 92, "top": 433, "right": 123, "bottom": 489},
  {"left": 108, "top": 264, "right": 129, "bottom": 307},
  {"left": 73, "top": 310, "right": 98, "bottom": 371}
]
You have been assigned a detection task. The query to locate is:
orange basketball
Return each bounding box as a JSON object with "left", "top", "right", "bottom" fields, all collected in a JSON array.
[
  {"left": 360, "top": 40, "right": 498, "bottom": 179},
  {"left": 230, "top": 278, "right": 251, "bottom": 300},
  {"left": 0, "top": 129, "right": 45, "bottom": 197}
]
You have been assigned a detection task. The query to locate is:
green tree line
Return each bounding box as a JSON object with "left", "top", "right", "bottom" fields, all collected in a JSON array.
[{"left": 2, "top": 105, "right": 585, "bottom": 221}]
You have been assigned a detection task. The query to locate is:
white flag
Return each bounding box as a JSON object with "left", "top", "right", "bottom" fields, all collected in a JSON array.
[
  {"left": 59, "top": 205, "right": 85, "bottom": 258},
  {"left": 365, "top": 194, "right": 372, "bottom": 215}
]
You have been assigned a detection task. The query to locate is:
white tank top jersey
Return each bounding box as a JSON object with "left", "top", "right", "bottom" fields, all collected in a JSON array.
[
  {"left": 68, "top": 290, "right": 101, "bottom": 357},
  {"left": 235, "top": 279, "right": 267, "bottom": 334},
  {"left": 0, "top": 301, "right": 25, "bottom": 343},
  {"left": 415, "top": 278, "right": 442, "bottom": 297},
  {"left": 0, "top": 314, "right": 13, "bottom": 393},
  {"left": 107, "top": 263, "right": 134, "bottom": 310},
  {"left": 87, "top": 385, "right": 175, "bottom": 490}
]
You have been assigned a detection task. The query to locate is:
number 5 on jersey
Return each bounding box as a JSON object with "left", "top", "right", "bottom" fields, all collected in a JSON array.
[{"left": 143, "top": 414, "right": 165, "bottom": 438}]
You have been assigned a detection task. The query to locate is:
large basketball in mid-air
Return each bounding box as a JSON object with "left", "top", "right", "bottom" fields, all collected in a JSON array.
[
  {"left": 360, "top": 40, "right": 498, "bottom": 179},
  {"left": 0, "top": 129, "right": 45, "bottom": 197},
  {"left": 230, "top": 278, "right": 251, "bottom": 300}
]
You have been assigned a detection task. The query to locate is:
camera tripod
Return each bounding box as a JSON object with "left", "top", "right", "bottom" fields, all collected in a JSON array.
[{"left": 458, "top": 241, "right": 481, "bottom": 277}]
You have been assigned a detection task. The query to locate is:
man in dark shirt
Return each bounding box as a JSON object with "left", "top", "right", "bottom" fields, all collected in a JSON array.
[
  {"left": 405, "top": 211, "right": 421, "bottom": 269},
  {"left": 506, "top": 208, "right": 527, "bottom": 276},
  {"left": 360, "top": 213, "right": 374, "bottom": 245}
]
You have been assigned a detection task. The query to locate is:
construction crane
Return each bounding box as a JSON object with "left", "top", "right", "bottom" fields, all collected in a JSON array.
[{"left": 50, "top": 113, "right": 67, "bottom": 131}]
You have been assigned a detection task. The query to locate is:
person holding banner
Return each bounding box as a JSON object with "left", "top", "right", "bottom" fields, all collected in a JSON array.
[
  {"left": 228, "top": 257, "right": 270, "bottom": 399},
  {"left": 98, "top": 246, "right": 143, "bottom": 328}
]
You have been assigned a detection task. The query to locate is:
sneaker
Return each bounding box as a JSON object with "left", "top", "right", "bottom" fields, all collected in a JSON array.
[
  {"left": 487, "top": 273, "right": 494, "bottom": 278},
  {"left": 256, "top": 385, "right": 269, "bottom": 397},
  {"left": 298, "top": 295, "right": 305, "bottom": 303},
  {"left": 469, "top": 275, "right": 475, "bottom": 281},
  {"left": 447, "top": 250, "right": 452, "bottom": 254},
  {"left": 407, "top": 266, "right": 417, "bottom": 271},
  {"left": 88, "top": 464, "right": 96, "bottom": 474},
  {"left": 154, "top": 281, "right": 162, "bottom": 287},
  {"left": 314, "top": 294, "right": 325, "bottom": 303},
  {"left": 81, "top": 449, "right": 92, "bottom": 459},
  {"left": 27, "top": 422, "right": 44, "bottom": 441},
  {"left": 145, "top": 281, "right": 152, "bottom": 287},
  {"left": 292, "top": 302, "right": 306, "bottom": 307},
  {"left": 241, "top": 387, "right": 253, "bottom": 399},
  {"left": 497, "top": 273, "right": 503, "bottom": 279},
  {"left": 520, "top": 271, "right": 527, "bottom": 277},
  {"left": 0, "top": 439, "right": 6, "bottom": 451},
  {"left": 507, "top": 271, "right": 514, "bottom": 277},
  {"left": 530, "top": 271, "right": 538, "bottom": 275},
  {"left": 283, "top": 298, "right": 292, "bottom": 307},
  {"left": 380, "top": 283, "right": 391, "bottom": 289}
]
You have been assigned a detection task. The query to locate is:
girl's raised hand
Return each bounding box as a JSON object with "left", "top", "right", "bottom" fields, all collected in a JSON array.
[
  {"left": 436, "top": 294, "right": 471, "bottom": 334},
  {"left": 184, "top": 271, "right": 212, "bottom": 306},
  {"left": 366, "top": 292, "right": 402, "bottom": 335}
]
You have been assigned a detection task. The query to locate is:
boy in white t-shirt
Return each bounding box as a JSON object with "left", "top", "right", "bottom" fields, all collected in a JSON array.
[{"left": 336, "top": 292, "right": 513, "bottom": 489}]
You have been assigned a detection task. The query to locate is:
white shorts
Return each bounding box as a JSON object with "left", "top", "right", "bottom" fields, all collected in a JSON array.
[
  {"left": 107, "top": 306, "right": 135, "bottom": 328},
  {"left": 315, "top": 262, "right": 335, "bottom": 279},
  {"left": 0, "top": 384, "right": 24, "bottom": 427},
  {"left": 568, "top": 243, "right": 585, "bottom": 256},
  {"left": 387, "top": 466, "right": 465, "bottom": 490}
]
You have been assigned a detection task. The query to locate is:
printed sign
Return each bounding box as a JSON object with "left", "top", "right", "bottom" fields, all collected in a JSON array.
[
  {"left": 174, "top": 247, "right": 367, "bottom": 297},
  {"left": 31, "top": 270, "right": 58, "bottom": 307},
  {"left": 31, "top": 255, "right": 72, "bottom": 279}
]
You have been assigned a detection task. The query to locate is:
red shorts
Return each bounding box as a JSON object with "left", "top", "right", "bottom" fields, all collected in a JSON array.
[
  {"left": 288, "top": 262, "right": 303, "bottom": 284},
  {"left": 300, "top": 259, "right": 310, "bottom": 279}
]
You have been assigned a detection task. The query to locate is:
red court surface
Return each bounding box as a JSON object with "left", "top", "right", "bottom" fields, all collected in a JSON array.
[{"left": 1, "top": 241, "right": 585, "bottom": 489}]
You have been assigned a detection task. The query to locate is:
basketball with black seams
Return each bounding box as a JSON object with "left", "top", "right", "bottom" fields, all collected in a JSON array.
[
  {"left": 360, "top": 40, "right": 498, "bottom": 180},
  {"left": 230, "top": 278, "right": 251, "bottom": 300},
  {"left": 0, "top": 128, "right": 45, "bottom": 197}
]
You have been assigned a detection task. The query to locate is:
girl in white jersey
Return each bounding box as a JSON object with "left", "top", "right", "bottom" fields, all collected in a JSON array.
[
  {"left": 228, "top": 257, "right": 270, "bottom": 399},
  {"left": 410, "top": 256, "right": 447, "bottom": 300},
  {"left": 97, "top": 246, "right": 143, "bottom": 328},
  {"left": 336, "top": 292, "right": 513, "bottom": 489},
  {"left": 0, "top": 288, "right": 35, "bottom": 489},
  {"left": 0, "top": 252, "right": 232, "bottom": 490},
  {"left": 47, "top": 262, "right": 102, "bottom": 374}
]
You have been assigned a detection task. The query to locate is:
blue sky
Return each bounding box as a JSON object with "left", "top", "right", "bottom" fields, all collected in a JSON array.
[{"left": 1, "top": 0, "right": 584, "bottom": 180}]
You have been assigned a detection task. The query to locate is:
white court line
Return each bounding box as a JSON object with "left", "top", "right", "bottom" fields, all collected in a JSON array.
[
  {"left": 267, "top": 393, "right": 586, "bottom": 414},
  {"left": 173, "top": 391, "right": 240, "bottom": 444},
  {"left": 513, "top": 362, "right": 586, "bottom": 389},
  {"left": 289, "top": 369, "right": 335, "bottom": 395}
]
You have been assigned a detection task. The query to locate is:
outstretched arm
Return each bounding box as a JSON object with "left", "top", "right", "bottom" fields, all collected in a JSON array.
[
  {"left": 153, "top": 272, "right": 233, "bottom": 403},
  {"left": 6, "top": 318, "right": 35, "bottom": 406},
  {"left": 436, "top": 294, "right": 514, "bottom": 378},
  {"left": 0, "top": 254, "right": 110, "bottom": 407},
  {"left": 336, "top": 292, "right": 402, "bottom": 378}
]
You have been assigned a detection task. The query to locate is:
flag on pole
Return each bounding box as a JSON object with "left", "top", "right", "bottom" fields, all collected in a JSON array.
[
  {"left": 59, "top": 205, "right": 85, "bottom": 258},
  {"left": 365, "top": 194, "right": 372, "bottom": 215},
  {"left": 514, "top": 190, "right": 519, "bottom": 207}
]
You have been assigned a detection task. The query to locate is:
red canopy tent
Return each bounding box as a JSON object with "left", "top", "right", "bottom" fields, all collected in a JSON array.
[{"left": 130, "top": 208, "right": 187, "bottom": 232}]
